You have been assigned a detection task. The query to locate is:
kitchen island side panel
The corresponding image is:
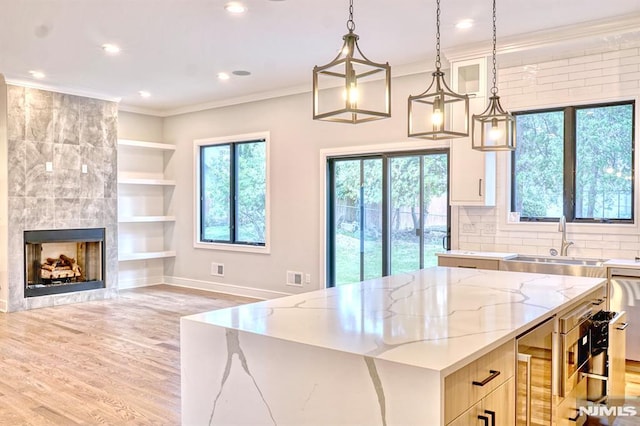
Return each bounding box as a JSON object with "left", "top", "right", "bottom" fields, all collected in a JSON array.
[{"left": 181, "top": 317, "right": 442, "bottom": 426}]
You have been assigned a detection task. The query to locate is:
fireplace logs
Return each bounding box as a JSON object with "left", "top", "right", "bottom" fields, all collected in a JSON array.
[{"left": 40, "top": 255, "right": 82, "bottom": 281}]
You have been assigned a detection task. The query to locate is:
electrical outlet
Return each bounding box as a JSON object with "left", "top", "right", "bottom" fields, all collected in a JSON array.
[
  {"left": 305, "top": 274, "right": 311, "bottom": 284},
  {"left": 210, "top": 262, "right": 224, "bottom": 277},
  {"left": 286, "top": 271, "right": 303, "bottom": 287}
]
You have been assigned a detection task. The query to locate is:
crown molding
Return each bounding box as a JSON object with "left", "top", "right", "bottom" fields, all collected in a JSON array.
[
  {"left": 446, "top": 12, "right": 640, "bottom": 62},
  {"left": 5, "top": 79, "right": 121, "bottom": 103}
]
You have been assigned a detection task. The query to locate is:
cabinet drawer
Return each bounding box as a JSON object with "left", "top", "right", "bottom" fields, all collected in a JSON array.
[
  {"left": 444, "top": 340, "right": 515, "bottom": 424},
  {"left": 438, "top": 257, "right": 499, "bottom": 270},
  {"left": 556, "top": 377, "right": 587, "bottom": 426},
  {"left": 447, "top": 377, "right": 514, "bottom": 426}
]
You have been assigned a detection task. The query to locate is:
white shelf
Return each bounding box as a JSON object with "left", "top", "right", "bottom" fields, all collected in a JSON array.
[
  {"left": 118, "top": 139, "right": 176, "bottom": 151},
  {"left": 118, "top": 177, "right": 176, "bottom": 186},
  {"left": 118, "top": 216, "right": 176, "bottom": 223},
  {"left": 118, "top": 251, "right": 177, "bottom": 261}
]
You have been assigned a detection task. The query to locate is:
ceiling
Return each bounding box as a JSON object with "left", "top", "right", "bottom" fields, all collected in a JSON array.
[{"left": 1, "top": 0, "right": 640, "bottom": 116}]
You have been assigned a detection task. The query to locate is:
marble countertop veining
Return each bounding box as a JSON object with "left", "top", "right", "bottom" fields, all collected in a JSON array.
[
  {"left": 185, "top": 267, "right": 605, "bottom": 375},
  {"left": 435, "top": 250, "right": 519, "bottom": 260}
]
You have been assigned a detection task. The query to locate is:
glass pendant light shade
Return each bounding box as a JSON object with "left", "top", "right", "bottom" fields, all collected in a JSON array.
[
  {"left": 472, "top": 95, "right": 515, "bottom": 151},
  {"left": 313, "top": 1, "right": 391, "bottom": 124},
  {"left": 408, "top": 0, "right": 469, "bottom": 140},
  {"left": 408, "top": 70, "right": 469, "bottom": 139},
  {"left": 471, "top": 0, "right": 515, "bottom": 151}
]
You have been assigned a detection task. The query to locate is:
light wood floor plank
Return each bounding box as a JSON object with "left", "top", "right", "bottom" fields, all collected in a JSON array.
[{"left": 0, "top": 285, "right": 256, "bottom": 425}]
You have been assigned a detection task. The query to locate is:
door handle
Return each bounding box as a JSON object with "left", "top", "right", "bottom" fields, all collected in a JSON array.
[
  {"left": 442, "top": 234, "right": 449, "bottom": 250},
  {"left": 616, "top": 322, "right": 629, "bottom": 330},
  {"left": 472, "top": 370, "right": 500, "bottom": 386},
  {"left": 479, "top": 178, "right": 483, "bottom": 197},
  {"left": 477, "top": 415, "right": 489, "bottom": 426},
  {"left": 484, "top": 410, "right": 496, "bottom": 426}
]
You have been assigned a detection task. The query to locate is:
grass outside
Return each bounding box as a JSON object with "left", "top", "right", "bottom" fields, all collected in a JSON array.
[{"left": 334, "top": 232, "right": 443, "bottom": 286}]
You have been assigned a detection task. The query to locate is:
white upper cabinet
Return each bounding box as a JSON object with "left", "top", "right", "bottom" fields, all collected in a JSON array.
[{"left": 449, "top": 57, "right": 497, "bottom": 207}]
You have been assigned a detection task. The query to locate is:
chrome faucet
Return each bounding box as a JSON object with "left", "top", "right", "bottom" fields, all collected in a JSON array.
[{"left": 558, "top": 215, "right": 574, "bottom": 256}]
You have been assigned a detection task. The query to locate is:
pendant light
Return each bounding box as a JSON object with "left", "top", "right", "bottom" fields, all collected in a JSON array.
[
  {"left": 408, "top": 0, "right": 469, "bottom": 140},
  {"left": 471, "top": 0, "right": 515, "bottom": 151},
  {"left": 312, "top": 0, "right": 391, "bottom": 124}
]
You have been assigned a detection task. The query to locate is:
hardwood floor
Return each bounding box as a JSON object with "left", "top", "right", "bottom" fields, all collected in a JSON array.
[{"left": 0, "top": 285, "right": 256, "bottom": 425}]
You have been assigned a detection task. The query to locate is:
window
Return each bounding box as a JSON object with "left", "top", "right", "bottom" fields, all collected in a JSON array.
[
  {"left": 512, "top": 101, "right": 634, "bottom": 223},
  {"left": 195, "top": 133, "right": 269, "bottom": 251}
]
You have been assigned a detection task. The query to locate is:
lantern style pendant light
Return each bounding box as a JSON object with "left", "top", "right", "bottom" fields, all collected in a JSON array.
[
  {"left": 312, "top": 0, "right": 391, "bottom": 124},
  {"left": 471, "top": 0, "right": 515, "bottom": 151},
  {"left": 408, "top": 0, "right": 469, "bottom": 140}
]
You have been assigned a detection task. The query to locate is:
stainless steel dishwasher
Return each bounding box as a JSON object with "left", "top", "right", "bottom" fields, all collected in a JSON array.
[{"left": 609, "top": 267, "right": 639, "bottom": 362}]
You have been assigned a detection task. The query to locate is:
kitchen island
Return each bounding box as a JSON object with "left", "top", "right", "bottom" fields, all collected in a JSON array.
[{"left": 181, "top": 267, "right": 606, "bottom": 425}]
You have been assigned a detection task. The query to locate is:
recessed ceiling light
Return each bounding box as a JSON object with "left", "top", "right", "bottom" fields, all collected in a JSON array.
[
  {"left": 224, "top": 2, "right": 247, "bottom": 14},
  {"left": 102, "top": 43, "right": 121, "bottom": 54},
  {"left": 138, "top": 91, "right": 151, "bottom": 98},
  {"left": 232, "top": 70, "right": 251, "bottom": 76},
  {"left": 217, "top": 72, "right": 231, "bottom": 80},
  {"left": 456, "top": 19, "right": 474, "bottom": 29},
  {"left": 29, "top": 70, "right": 45, "bottom": 79}
]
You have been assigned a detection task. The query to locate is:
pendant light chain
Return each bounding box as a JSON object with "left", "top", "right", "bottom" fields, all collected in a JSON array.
[
  {"left": 435, "top": 0, "right": 441, "bottom": 69},
  {"left": 347, "top": 0, "right": 355, "bottom": 32},
  {"left": 490, "top": 0, "right": 498, "bottom": 95}
]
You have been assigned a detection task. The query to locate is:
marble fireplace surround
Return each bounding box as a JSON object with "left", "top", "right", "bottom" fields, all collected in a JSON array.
[{"left": 0, "top": 79, "right": 118, "bottom": 312}]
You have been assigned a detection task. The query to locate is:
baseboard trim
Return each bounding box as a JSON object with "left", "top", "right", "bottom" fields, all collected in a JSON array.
[
  {"left": 0, "top": 299, "right": 7, "bottom": 312},
  {"left": 164, "top": 276, "right": 291, "bottom": 300},
  {"left": 118, "top": 276, "right": 165, "bottom": 290}
]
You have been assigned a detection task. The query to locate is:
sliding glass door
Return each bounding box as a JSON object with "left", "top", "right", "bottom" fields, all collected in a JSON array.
[{"left": 327, "top": 150, "right": 449, "bottom": 287}]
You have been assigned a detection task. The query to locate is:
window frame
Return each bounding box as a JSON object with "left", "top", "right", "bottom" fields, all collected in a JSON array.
[
  {"left": 194, "top": 131, "right": 270, "bottom": 254},
  {"left": 511, "top": 100, "right": 635, "bottom": 224}
]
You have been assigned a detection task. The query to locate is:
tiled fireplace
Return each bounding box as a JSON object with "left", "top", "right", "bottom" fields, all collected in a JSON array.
[
  {"left": 24, "top": 228, "right": 105, "bottom": 297},
  {"left": 0, "top": 80, "right": 118, "bottom": 312}
]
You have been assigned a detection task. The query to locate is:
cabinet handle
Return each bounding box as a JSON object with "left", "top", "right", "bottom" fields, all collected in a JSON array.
[
  {"left": 484, "top": 410, "right": 496, "bottom": 426},
  {"left": 479, "top": 179, "right": 483, "bottom": 197},
  {"left": 616, "top": 322, "right": 629, "bottom": 331},
  {"left": 458, "top": 265, "right": 478, "bottom": 269},
  {"left": 472, "top": 370, "right": 500, "bottom": 386},
  {"left": 477, "top": 415, "right": 489, "bottom": 426},
  {"left": 592, "top": 298, "right": 605, "bottom": 306},
  {"left": 569, "top": 410, "right": 580, "bottom": 422}
]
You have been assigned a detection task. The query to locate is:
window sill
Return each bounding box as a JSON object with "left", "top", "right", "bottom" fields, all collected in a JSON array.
[{"left": 194, "top": 241, "right": 271, "bottom": 254}]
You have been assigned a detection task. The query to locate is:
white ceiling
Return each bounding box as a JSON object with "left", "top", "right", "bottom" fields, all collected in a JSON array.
[{"left": 1, "top": 0, "right": 640, "bottom": 116}]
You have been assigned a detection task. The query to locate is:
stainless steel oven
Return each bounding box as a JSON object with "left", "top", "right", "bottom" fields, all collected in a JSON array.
[{"left": 559, "top": 302, "right": 595, "bottom": 397}]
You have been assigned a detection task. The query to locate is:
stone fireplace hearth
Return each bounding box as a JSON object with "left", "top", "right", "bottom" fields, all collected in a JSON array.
[{"left": 0, "top": 78, "right": 118, "bottom": 312}]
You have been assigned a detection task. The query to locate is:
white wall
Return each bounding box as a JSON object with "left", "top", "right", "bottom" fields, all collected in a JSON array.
[
  {"left": 161, "top": 72, "right": 439, "bottom": 297},
  {"left": 120, "top": 38, "right": 640, "bottom": 298},
  {"left": 457, "top": 43, "right": 640, "bottom": 259}
]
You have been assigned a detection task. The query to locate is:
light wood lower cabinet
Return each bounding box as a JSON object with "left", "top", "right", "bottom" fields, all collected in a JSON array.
[
  {"left": 445, "top": 341, "right": 515, "bottom": 424},
  {"left": 448, "top": 377, "right": 515, "bottom": 426},
  {"left": 438, "top": 256, "right": 500, "bottom": 270}
]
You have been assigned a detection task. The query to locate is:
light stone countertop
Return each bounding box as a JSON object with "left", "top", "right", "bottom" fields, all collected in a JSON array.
[
  {"left": 435, "top": 250, "right": 519, "bottom": 260},
  {"left": 185, "top": 267, "right": 605, "bottom": 376},
  {"left": 604, "top": 258, "right": 640, "bottom": 269}
]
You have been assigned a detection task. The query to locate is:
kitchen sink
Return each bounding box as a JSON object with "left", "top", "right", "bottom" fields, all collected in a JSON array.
[
  {"left": 501, "top": 255, "right": 608, "bottom": 277},
  {"left": 509, "top": 255, "right": 607, "bottom": 267}
]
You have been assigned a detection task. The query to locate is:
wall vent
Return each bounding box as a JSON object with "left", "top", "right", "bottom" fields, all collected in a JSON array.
[
  {"left": 286, "top": 271, "right": 303, "bottom": 287},
  {"left": 211, "top": 262, "right": 224, "bottom": 277}
]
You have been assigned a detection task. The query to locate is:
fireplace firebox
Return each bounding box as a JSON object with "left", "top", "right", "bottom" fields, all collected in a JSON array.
[{"left": 24, "top": 228, "right": 105, "bottom": 297}]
